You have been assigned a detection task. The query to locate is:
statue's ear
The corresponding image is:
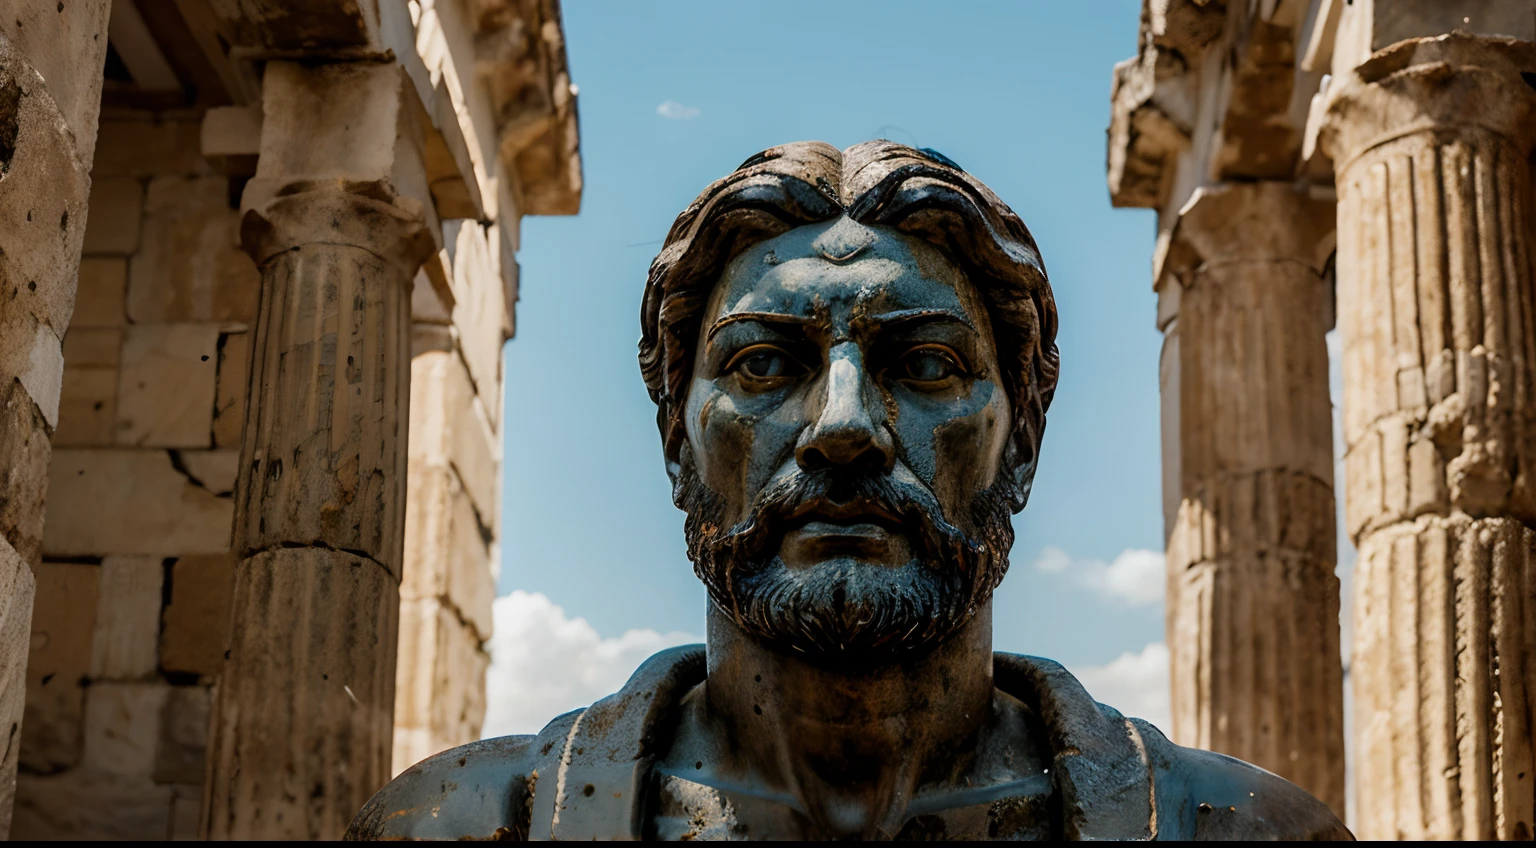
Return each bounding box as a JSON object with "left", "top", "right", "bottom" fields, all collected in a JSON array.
[{"left": 1003, "top": 421, "right": 1043, "bottom": 513}]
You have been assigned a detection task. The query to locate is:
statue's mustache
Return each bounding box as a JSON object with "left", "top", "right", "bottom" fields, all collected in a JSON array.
[{"left": 704, "top": 469, "right": 977, "bottom": 571}]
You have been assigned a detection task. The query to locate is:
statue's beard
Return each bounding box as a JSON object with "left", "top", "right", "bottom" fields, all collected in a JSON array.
[{"left": 677, "top": 454, "right": 1016, "bottom": 663}]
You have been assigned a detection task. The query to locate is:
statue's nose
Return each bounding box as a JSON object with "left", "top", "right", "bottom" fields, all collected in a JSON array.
[{"left": 795, "top": 346, "right": 895, "bottom": 474}]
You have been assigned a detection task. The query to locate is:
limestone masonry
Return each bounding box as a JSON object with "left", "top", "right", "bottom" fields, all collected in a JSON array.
[
  {"left": 1110, "top": 0, "right": 1536, "bottom": 839},
  {"left": 0, "top": 0, "right": 578, "bottom": 839}
]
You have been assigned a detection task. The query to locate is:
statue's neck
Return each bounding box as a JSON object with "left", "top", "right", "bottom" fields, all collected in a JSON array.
[{"left": 701, "top": 600, "right": 996, "bottom": 838}]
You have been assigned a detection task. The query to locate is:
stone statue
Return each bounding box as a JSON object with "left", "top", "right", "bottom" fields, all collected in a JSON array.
[{"left": 346, "top": 141, "right": 1352, "bottom": 841}]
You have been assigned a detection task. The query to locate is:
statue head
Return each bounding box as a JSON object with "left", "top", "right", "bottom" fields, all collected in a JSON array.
[{"left": 639, "top": 141, "right": 1058, "bottom": 662}]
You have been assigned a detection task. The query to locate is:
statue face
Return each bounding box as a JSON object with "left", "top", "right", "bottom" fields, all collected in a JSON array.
[{"left": 677, "top": 216, "right": 1018, "bottom": 660}]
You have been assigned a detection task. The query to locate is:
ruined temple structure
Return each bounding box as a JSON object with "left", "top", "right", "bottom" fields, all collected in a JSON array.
[
  {"left": 0, "top": 0, "right": 580, "bottom": 839},
  {"left": 1110, "top": 0, "right": 1536, "bottom": 839}
]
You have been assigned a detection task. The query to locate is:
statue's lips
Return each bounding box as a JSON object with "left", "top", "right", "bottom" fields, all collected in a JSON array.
[{"left": 786, "top": 497, "right": 903, "bottom": 528}]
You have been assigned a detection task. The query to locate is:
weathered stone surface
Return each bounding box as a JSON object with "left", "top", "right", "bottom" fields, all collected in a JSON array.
[
  {"left": 21, "top": 561, "right": 98, "bottom": 775},
  {"left": 0, "top": 2, "right": 111, "bottom": 169},
  {"left": 90, "top": 556, "right": 164, "bottom": 681},
  {"left": 401, "top": 465, "right": 494, "bottom": 641},
  {"left": 53, "top": 366, "right": 117, "bottom": 447},
  {"left": 115, "top": 324, "right": 220, "bottom": 448},
  {"left": 178, "top": 450, "right": 239, "bottom": 496},
  {"left": 89, "top": 119, "right": 211, "bottom": 180},
  {"left": 448, "top": 221, "right": 508, "bottom": 425},
  {"left": 43, "top": 449, "right": 233, "bottom": 557},
  {"left": 410, "top": 350, "right": 498, "bottom": 529},
  {"left": 128, "top": 177, "right": 259, "bottom": 324},
  {"left": 18, "top": 322, "right": 63, "bottom": 429},
  {"left": 0, "top": 378, "right": 51, "bottom": 564},
  {"left": 61, "top": 326, "right": 121, "bottom": 368},
  {"left": 12, "top": 769, "right": 174, "bottom": 840},
  {"left": 0, "top": 25, "right": 92, "bottom": 354},
  {"left": 0, "top": 535, "right": 35, "bottom": 839},
  {"left": 168, "top": 784, "right": 201, "bottom": 840},
  {"left": 80, "top": 177, "right": 144, "bottom": 257},
  {"left": 207, "top": 548, "right": 400, "bottom": 840},
  {"left": 154, "top": 687, "right": 210, "bottom": 786},
  {"left": 392, "top": 597, "right": 488, "bottom": 771},
  {"left": 71, "top": 258, "right": 128, "bottom": 328},
  {"left": 1160, "top": 182, "right": 1344, "bottom": 815},
  {"left": 81, "top": 683, "right": 168, "bottom": 779},
  {"left": 212, "top": 330, "right": 250, "bottom": 447},
  {"left": 210, "top": 58, "right": 436, "bottom": 840},
  {"left": 160, "top": 553, "right": 235, "bottom": 678},
  {"left": 1320, "top": 33, "right": 1536, "bottom": 840}
]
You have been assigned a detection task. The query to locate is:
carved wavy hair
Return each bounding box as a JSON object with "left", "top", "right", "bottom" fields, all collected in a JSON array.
[{"left": 638, "top": 140, "right": 1060, "bottom": 509}]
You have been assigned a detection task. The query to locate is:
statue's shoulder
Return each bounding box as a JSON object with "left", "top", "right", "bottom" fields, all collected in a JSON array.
[
  {"left": 992, "top": 653, "right": 1351, "bottom": 842},
  {"left": 344, "top": 711, "right": 579, "bottom": 841},
  {"left": 345, "top": 644, "right": 708, "bottom": 841},
  {"left": 1132, "top": 719, "right": 1352, "bottom": 841}
]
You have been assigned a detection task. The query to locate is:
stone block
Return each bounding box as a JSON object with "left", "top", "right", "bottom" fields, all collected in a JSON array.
[
  {"left": 90, "top": 119, "right": 210, "bottom": 179},
  {"left": 115, "top": 323, "right": 219, "bottom": 447},
  {"left": 169, "top": 784, "right": 202, "bottom": 840},
  {"left": 394, "top": 597, "right": 488, "bottom": 742},
  {"left": 21, "top": 560, "right": 99, "bottom": 773},
  {"left": 178, "top": 450, "right": 238, "bottom": 496},
  {"left": 44, "top": 449, "right": 233, "bottom": 557},
  {"left": 0, "top": 377, "right": 52, "bottom": 564},
  {"left": 54, "top": 366, "right": 117, "bottom": 447},
  {"left": 72, "top": 258, "right": 128, "bottom": 328},
  {"left": 81, "top": 682, "right": 168, "bottom": 778},
  {"left": 212, "top": 331, "right": 250, "bottom": 447},
  {"left": 62, "top": 327, "right": 122, "bottom": 367},
  {"left": 12, "top": 769, "right": 174, "bottom": 840},
  {"left": 448, "top": 222, "right": 507, "bottom": 427},
  {"left": 128, "top": 177, "right": 259, "bottom": 323},
  {"left": 18, "top": 322, "right": 64, "bottom": 428},
  {"left": 154, "top": 686, "right": 210, "bottom": 785},
  {"left": 402, "top": 465, "right": 494, "bottom": 640},
  {"left": 160, "top": 553, "right": 235, "bottom": 678},
  {"left": 90, "top": 556, "right": 164, "bottom": 680},
  {"left": 410, "top": 350, "right": 499, "bottom": 526},
  {"left": 81, "top": 177, "right": 144, "bottom": 256}
]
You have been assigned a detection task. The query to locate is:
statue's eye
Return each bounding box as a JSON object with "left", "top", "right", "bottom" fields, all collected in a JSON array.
[
  {"left": 725, "top": 345, "right": 803, "bottom": 384},
  {"left": 899, "top": 345, "right": 965, "bottom": 384}
]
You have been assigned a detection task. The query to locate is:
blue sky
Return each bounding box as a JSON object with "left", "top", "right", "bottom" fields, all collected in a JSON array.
[{"left": 495, "top": 1, "right": 1167, "bottom": 678}]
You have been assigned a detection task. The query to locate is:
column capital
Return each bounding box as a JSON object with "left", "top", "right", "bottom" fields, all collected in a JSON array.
[
  {"left": 1320, "top": 32, "right": 1536, "bottom": 170},
  {"left": 239, "top": 186, "right": 436, "bottom": 276},
  {"left": 1157, "top": 182, "right": 1336, "bottom": 293}
]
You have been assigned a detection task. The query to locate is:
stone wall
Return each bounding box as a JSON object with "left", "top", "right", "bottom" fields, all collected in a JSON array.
[{"left": 13, "top": 116, "right": 251, "bottom": 840}]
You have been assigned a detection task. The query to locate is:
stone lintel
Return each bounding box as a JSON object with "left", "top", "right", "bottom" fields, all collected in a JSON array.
[
  {"left": 207, "top": 0, "right": 385, "bottom": 59},
  {"left": 1331, "top": 0, "right": 1536, "bottom": 77}
]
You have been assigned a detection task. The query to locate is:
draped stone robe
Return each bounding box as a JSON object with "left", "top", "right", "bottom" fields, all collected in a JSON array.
[{"left": 346, "top": 647, "right": 1350, "bottom": 840}]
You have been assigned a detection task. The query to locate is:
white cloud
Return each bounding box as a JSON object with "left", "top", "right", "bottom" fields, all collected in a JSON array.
[
  {"left": 1032, "top": 545, "right": 1164, "bottom": 606},
  {"left": 1067, "top": 642, "right": 1172, "bottom": 734},
  {"left": 656, "top": 100, "right": 701, "bottom": 119},
  {"left": 482, "top": 591, "right": 699, "bottom": 738}
]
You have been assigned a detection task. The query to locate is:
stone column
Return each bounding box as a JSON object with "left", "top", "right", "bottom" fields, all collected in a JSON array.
[
  {"left": 203, "top": 61, "right": 435, "bottom": 840},
  {"left": 0, "top": 6, "right": 110, "bottom": 837},
  {"left": 1159, "top": 182, "right": 1344, "bottom": 814},
  {"left": 1320, "top": 33, "right": 1536, "bottom": 841}
]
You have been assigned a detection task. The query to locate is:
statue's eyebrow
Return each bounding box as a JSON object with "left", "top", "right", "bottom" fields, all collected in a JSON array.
[
  {"left": 706, "top": 311, "right": 817, "bottom": 341},
  {"left": 857, "top": 308, "right": 977, "bottom": 334}
]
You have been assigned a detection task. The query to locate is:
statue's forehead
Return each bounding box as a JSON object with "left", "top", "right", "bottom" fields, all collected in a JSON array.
[{"left": 711, "top": 219, "right": 977, "bottom": 319}]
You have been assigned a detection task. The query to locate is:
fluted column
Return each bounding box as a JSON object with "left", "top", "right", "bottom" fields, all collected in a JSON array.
[
  {"left": 203, "top": 62, "right": 435, "bottom": 840},
  {"left": 1320, "top": 33, "right": 1536, "bottom": 841},
  {"left": 1159, "top": 182, "right": 1344, "bottom": 814}
]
